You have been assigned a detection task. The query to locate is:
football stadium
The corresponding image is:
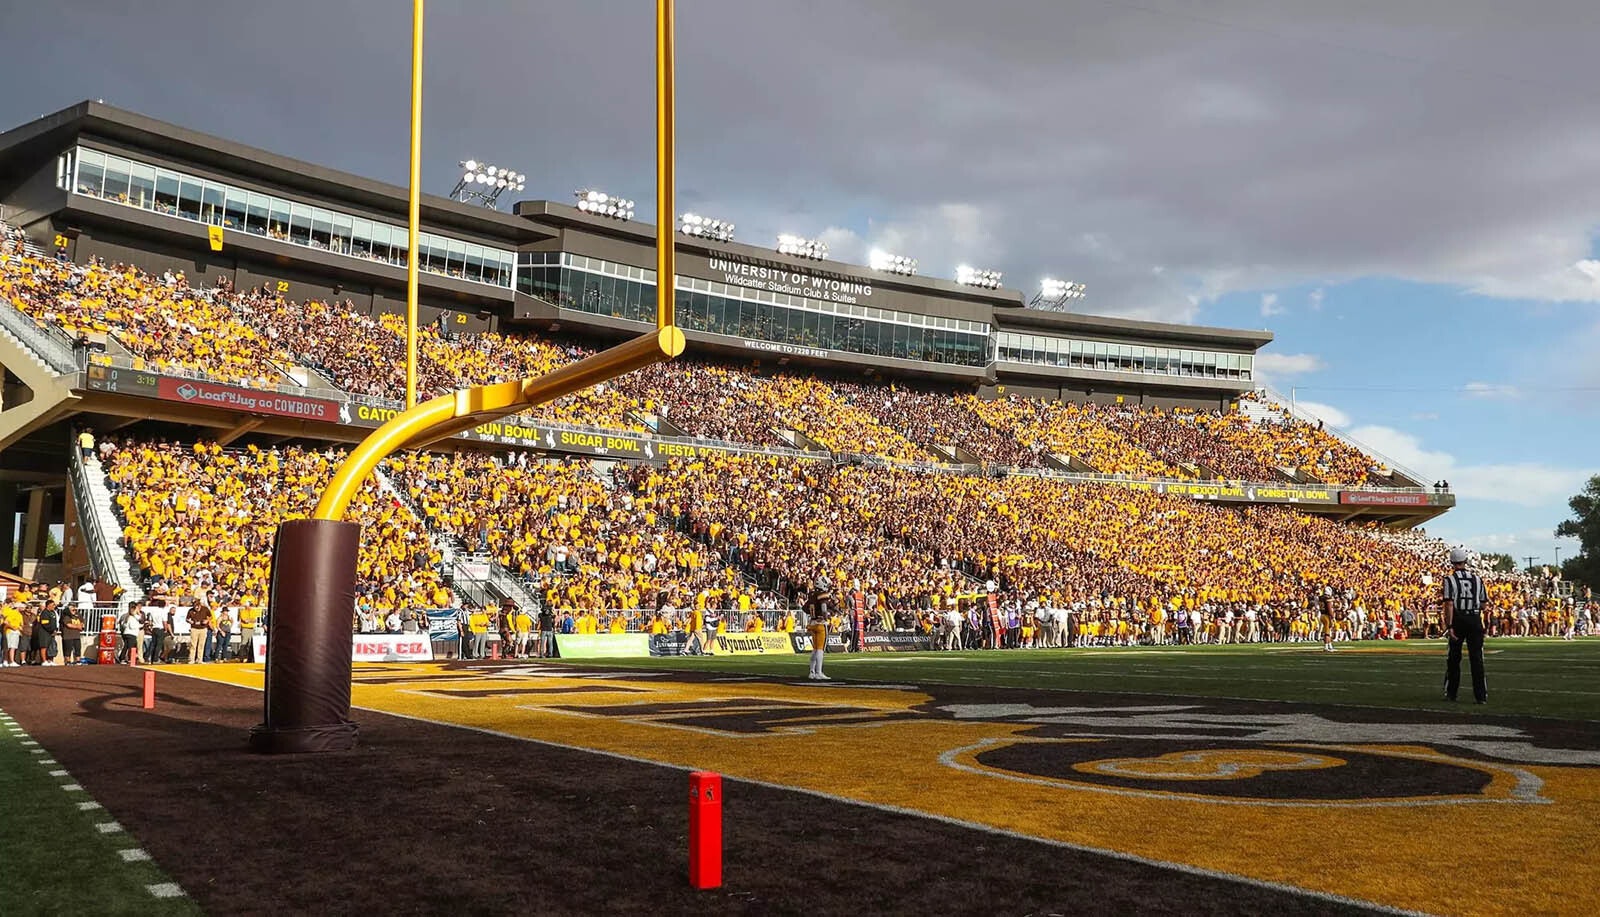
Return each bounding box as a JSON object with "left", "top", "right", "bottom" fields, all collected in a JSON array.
[{"left": 1, "top": 5, "right": 1598, "bottom": 916}]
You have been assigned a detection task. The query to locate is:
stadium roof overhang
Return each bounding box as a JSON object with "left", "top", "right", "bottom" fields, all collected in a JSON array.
[
  {"left": 0, "top": 101, "right": 554, "bottom": 247},
  {"left": 55, "top": 193, "right": 517, "bottom": 310},
  {"left": 992, "top": 359, "right": 1250, "bottom": 396},
  {"left": 513, "top": 200, "right": 1025, "bottom": 314},
  {"left": 994, "top": 308, "right": 1274, "bottom": 351},
  {"left": 508, "top": 297, "right": 990, "bottom": 385}
]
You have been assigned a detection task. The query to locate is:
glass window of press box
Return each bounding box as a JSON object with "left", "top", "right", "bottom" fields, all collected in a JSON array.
[
  {"left": 993, "top": 331, "right": 1252, "bottom": 381},
  {"left": 518, "top": 252, "right": 990, "bottom": 366},
  {"left": 64, "top": 147, "right": 515, "bottom": 289}
]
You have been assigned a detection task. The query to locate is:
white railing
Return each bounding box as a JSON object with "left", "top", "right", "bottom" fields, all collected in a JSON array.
[{"left": 68, "top": 445, "right": 144, "bottom": 603}]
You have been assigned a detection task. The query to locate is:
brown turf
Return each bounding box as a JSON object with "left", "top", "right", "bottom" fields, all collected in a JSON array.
[{"left": 0, "top": 666, "right": 1383, "bottom": 916}]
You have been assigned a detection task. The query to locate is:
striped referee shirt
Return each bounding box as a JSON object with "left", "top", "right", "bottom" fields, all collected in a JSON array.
[{"left": 1443, "top": 569, "right": 1488, "bottom": 615}]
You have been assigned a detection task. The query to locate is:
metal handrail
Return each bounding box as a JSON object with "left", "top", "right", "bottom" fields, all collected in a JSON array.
[
  {"left": 67, "top": 446, "right": 143, "bottom": 602},
  {"left": 0, "top": 271, "right": 81, "bottom": 375}
]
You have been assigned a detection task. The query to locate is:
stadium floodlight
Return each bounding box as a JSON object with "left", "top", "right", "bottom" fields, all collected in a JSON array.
[
  {"left": 450, "top": 159, "right": 525, "bottom": 210},
  {"left": 678, "top": 212, "right": 735, "bottom": 243},
  {"left": 868, "top": 248, "right": 918, "bottom": 276},
  {"left": 955, "top": 264, "right": 1004, "bottom": 289},
  {"left": 776, "top": 233, "right": 828, "bottom": 261},
  {"left": 1030, "top": 277, "right": 1087, "bottom": 310},
  {"left": 575, "top": 189, "right": 636, "bottom": 221}
]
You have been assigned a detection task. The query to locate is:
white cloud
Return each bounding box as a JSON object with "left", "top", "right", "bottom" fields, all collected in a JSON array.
[
  {"left": 1347, "top": 424, "right": 1591, "bottom": 507},
  {"left": 1259, "top": 292, "right": 1282, "bottom": 316},
  {"left": 1462, "top": 381, "right": 1521, "bottom": 400},
  {"left": 1409, "top": 411, "right": 1440, "bottom": 422},
  {"left": 1293, "top": 400, "right": 1350, "bottom": 429},
  {"left": 1427, "top": 527, "right": 1579, "bottom": 563},
  {"left": 1252, "top": 352, "right": 1325, "bottom": 378},
  {"left": 1307, "top": 288, "right": 1325, "bottom": 311}
]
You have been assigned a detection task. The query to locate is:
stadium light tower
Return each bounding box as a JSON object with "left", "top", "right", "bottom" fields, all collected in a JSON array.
[
  {"left": 777, "top": 233, "right": 828, "bottom": 260},
  {"left": 1030, "top": 277, "right": 1087, "bottom": 310},
  {"left": 679, "top": 212, "right": 734, "bottom": 242},
  {"left": 576, "top": 189, "right": 636, "bottom": 221},
  {"left": 450, "top": 160, "right": 526, "bottom": 210},
  {"left": 869, "top": 248, "right": 918, "bottom": 276},
  {"left": 955, "top": 264, "right": 1003, "bottom": 289}
]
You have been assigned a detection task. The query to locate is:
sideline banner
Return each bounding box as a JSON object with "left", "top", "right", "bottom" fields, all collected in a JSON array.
[
  {"left": 554, "top": 633, "right": 652, "bottom": 659},
  {"left": 790, "top": 633, "right": 848, "bottom": 653},
  {"left": 707, "top": 633, "right": 798, "bottom": 656},
  {"left": 1340, "top": 491, "right": 1433, "bottom": 506},
  {"left": 650, "top": 633, "right": 690, "bottom": 657},
  {"left": 787, "top": 632, "right": 929, "bottom": 653},
  {"left": 863, "top": 633, "right": 933, "bottom": 652},
  {"left": 426, "top": 609, "right": 462, "bottom": 643},
  {"left": 251, "top": 633, "right": 436, "bottom": 662}
]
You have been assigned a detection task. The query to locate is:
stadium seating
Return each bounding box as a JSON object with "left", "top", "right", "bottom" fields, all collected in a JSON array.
[
  {"left": 386, "top": 451, "right": 757, "bottom": 616},
  {"left": 81, "top": 431, "right": 1565, "bottom": 644},
  {"left": 105, "top": 439, "right": 450, "bottom": 614},
  {"left": 0, "top": 246, "right": 298, "bottom": 386},
  {"left": 0, "top": 234, "right": 1401, "bottom": 487},
  {"left": 963, "top": 395, "right": 1189, "bottom": 477}
]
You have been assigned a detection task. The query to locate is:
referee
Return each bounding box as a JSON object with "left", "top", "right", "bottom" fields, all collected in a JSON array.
[{"left": 1441, "top": 548, "right": 1489, "bottom": 704}]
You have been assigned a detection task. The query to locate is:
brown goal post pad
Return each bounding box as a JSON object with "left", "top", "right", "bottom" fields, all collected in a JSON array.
[{"left": 249, "top": 518, "right": 361, "bottom": 754}]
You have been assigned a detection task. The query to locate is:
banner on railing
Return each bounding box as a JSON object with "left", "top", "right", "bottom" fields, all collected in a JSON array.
[
  {"left": 554, "top": 633, "right": 652, "bottom": 658},
  {"left": 155, "top": 377, "right": 341, "bottom": 422},
  {"left": 650, "top": 632, "right": 690, "bottom": 656},
  {"left": 1339, "top": 491, "right": 1433, "bottom": 507},
  {"left": 706, "top": 633, "right": 797, "bottom": 656},
  {"left": 427, "top": 609, "right": 463, "bottom": 643},
  {"left": 251, "top": 632, "right": 436, "bottom": 662}
]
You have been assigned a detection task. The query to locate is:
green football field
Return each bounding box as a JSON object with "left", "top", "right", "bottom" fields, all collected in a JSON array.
[{"left": 566, "top": 638, "right": 1600, "bottom": 721}]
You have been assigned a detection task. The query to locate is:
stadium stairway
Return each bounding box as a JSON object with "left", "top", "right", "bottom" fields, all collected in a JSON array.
[
  {"left": 635, "top": 411, "right": 687, "bottom": 437},
  {"left": 775, "top": 426, "right": 830, "bottom": 453},
  {"left": 68, "top": 444, "right": 145, "bottom": 604},
  {"left": 1047, "top": 452, "right": 1095, "bottom": 473},
  {"left": 0, "top": 296, "right": 82, "bottom": 451},
  {"left": 374, "top": 464, "right": 542, "bottom": 612}
]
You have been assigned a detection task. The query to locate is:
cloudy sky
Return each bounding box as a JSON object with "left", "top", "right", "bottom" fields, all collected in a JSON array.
[{"left": 3, "top": 0, "right": 1596, "bottom": 563}]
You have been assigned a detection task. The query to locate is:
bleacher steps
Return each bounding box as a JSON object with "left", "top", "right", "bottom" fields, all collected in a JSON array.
[
  {"left": 0, "top": 326, "right": 80, "bottom": 452},
  {"left": 779, "top": 427, "right": 830, "bottom": 453},
  {"left": 69, "top": 446, "right": 145, "bottom": 604},
  {"left": 373, "top": 465, "right": 467, "bottom": 609},
  {"left": 1047, "top": 452, "right": 1094, "bottom": 473},
  {"left": 638, "top": 412, "right": 690, "bottom": 438}
]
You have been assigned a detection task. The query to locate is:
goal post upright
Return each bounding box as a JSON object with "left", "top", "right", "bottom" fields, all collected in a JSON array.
[{"left": 250, "top": 0, "right": 682, "bottom": 754}]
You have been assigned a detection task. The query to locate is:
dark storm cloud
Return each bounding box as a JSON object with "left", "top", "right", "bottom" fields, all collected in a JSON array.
[{"left": 5, "top": 0, "right": 1600, "bottom": 319}]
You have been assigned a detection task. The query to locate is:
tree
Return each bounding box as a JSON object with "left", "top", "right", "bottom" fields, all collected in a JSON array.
[
  {"left": 1554, "top": 474, "right": 1600, "bottom": 590},
  {"left": 1480, "top": 552, "right": 1516, "bottom": 575}
]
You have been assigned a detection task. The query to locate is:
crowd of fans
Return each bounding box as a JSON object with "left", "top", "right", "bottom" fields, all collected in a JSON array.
[
  {"left": 963, "top": 395, "right": 1189, "bottom": 477},
  {"left": 0, "top": 231, "right": 1414, "bottom": 487},
  {"left": 222, "top": 283, "right": 641, "bottom": 429},
  {"left": 104, "top": 438, "right": 450, "bottom": 616},
  {"left": 0, "top": 234, "right": 295, "bottom": 386},
  {"left": 387, "top": 451, "right": 766, "bottom": 618},
  {"left": 1218, "top": 393, "right": 1381, "bottom": 485}
]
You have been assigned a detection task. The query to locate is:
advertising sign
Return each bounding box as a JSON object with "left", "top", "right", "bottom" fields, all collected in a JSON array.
[
  {"left": 649, "top": 632, "right": 690, "bottom": 657},
  {"left": 1339, "top": 491, "right": 1434, "bottom": 507},
  {"left": 156, "top": 377, "right": 341, "bottom": 422},
  {"left": 251, "top": 633, "right": 436, "bottom": 662},
  {"left": 553, "top": 633, "right": 652, "bottom": 659},
  {"left": 862, "top": 633, "right": 933, "bottom": 652},
  {"left": 705, "top": 633, "right": 798, "bottom": 656}
]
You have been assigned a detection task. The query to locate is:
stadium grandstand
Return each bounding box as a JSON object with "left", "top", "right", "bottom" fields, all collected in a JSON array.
[{"left": 8, "top": 99, "right": 1583, "bottom": 660}]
